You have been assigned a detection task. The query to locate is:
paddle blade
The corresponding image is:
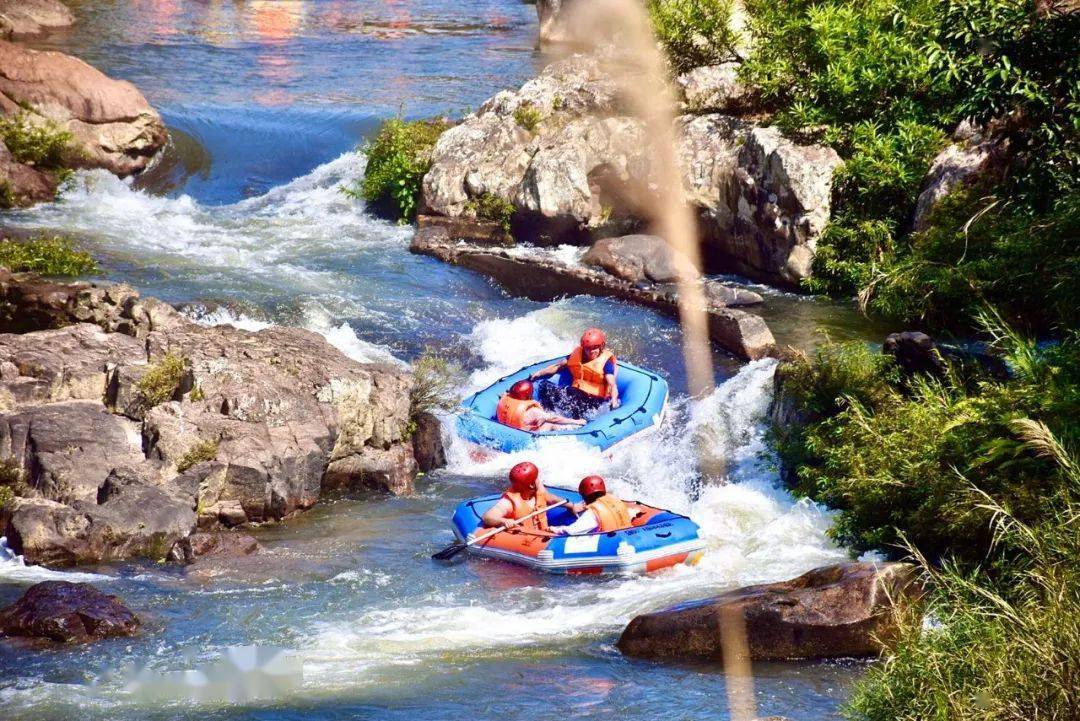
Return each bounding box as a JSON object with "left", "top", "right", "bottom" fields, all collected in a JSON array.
[{"left": 432, "top": 541, "right": 468, "bottom": 561}]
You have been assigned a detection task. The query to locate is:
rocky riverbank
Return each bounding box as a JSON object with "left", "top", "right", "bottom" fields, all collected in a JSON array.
[{"left": 0, "top": 270, "right": 429, "bottom": 567}]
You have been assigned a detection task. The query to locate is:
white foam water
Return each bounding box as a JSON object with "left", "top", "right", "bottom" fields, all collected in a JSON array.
[
  {"left": 300, "top": 350, "right": 848, "bottom": 690},
  {"left": 0, "top": 536, "right": 109, "bottom": 584}
]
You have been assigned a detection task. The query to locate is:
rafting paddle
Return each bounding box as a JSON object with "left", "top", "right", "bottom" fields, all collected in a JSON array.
[{"left": 432, "top": 502, "right": 568, "bottom": 561}]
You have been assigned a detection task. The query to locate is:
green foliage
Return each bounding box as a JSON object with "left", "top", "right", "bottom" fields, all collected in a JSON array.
[
  {"left": 0, "top": 112, "right": 75, "bottom": 169},
  {"left": 410, "top": 350, "right": 460, "bottom": 419},
  {"left": 0, "top": 457, "right": 29, "bottom": 510},
  {"left": 0, "top": 235, "right": 99, "bottom": 277},
  {"left": 0, "top": 182, "right": 13, "bottom": 210},
  {"left": 846, "top": 417, "right": 1080, "bottom": 720},
  {"left": 176, "top": 438, "right": 219, "bottom": 473},
  {"left": 136, "top": 353, "right": 188, "bottom": 408},
  {"left": 512, "top": 105, "right": 541, "bottom": 133},
  {"left": 464, "top": 192, "right": 515, "bottom": 231},
  {"left": 348, "top": 117, "right": 450, "bottom": 223},
  {"left": 648, "top": 0, "right": 740, "bottom": 74}
]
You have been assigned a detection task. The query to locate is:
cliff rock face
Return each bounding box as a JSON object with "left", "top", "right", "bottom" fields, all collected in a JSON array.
[
  {"left": 0, "top": 271, "right": 418, "bottom": 566},
  {"left": 0, "top": 40, "right": 167, "bottom": 177},
  {"left": 421, "top": 52, "right": 841, "bottom": 286}
]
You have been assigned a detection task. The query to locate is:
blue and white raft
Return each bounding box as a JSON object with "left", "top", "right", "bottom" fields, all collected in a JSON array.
[
  {"left": 449, "top": 489, "right": 705, "bottom": 575},
  {"left": 456, "top": 357, "right": 669, "bottom": 454}
]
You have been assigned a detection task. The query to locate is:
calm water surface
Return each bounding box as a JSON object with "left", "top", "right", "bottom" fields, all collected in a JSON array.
[{"left": 1, "top": 2, "right": 876, "bottom": 718}]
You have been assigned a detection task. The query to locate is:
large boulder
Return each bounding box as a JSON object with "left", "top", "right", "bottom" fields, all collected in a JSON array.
[
  {"left": 0, "top": 40, "right": 166, "bottom": 176},
  {"left": 617, "top": 562, "right": 921, "bottom": 662},
  {"left": 582, "top": 234, "right": 698, "bottom": 283},
  {"left": 0, "top": 138, "right": 58, "bottom": 208},
  {"left": 0, "top": 581, "right": 139, "bottom": 643},
  {"left": 0, "top": 273, "right": 419, "bottom": 566},
  {"left": 0, "top": 0, "right": 74, "bottom": 38},
  {"left": 422, "top": 51, "right": 842, "bottom": 284},
  {"left": 913, "top": 132, "right": 1009, "bottom": 231}
]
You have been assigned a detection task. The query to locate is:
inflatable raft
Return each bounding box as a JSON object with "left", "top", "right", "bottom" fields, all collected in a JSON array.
[
  {"left": 456, "top": 357, "right": 669, "bottom": 454},
  {"left": 449, "top": 488, "right": 705, "bottom": 574}
]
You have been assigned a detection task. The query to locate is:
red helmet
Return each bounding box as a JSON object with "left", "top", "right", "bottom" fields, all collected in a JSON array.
[
  {"left": 581, "top": 327, "right": 606, "bottom": 350},
  {"left": 509, "top": 462, "right": 539, "bottom": 492},
  {"left": 579, "top": 475, "right": 606, "bottom": 498},
  {"left": 509, "top": 379, "right": 534, "bottom": 400}
]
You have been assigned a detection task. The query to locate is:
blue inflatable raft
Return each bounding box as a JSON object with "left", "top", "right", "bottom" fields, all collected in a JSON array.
[
  {"left": 449, "top": 488, "right": 705, "bottom": 574},
  {"left": 456, "top": 357, "right": 669, "bottom": 454}
]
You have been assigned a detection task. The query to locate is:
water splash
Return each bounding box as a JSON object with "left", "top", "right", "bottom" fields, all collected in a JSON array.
[{"left": 0, "top": 536, "right": 109, "bottom": 584}]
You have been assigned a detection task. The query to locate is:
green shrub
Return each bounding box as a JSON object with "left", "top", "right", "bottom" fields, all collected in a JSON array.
[
  {"left": 465, "top": 192, "right": 515, "bottom": 232},
  {"left": 410, "top": 350, "right": 460, "bottom": 419},
  {"left": 648, "top": 0, "right": 741, "bottom": 74},
  {"left": 347, "top": 117, "right": 450, "bottom": 223},
  {"left": 136, "top": 353, "right": 188, "bottom": 407},
  {"left": 177, "top": 438, "right": 218, "bottom": 473},
  {"left": 512, "top": 105, "right": 541, "bottom": 133},
  {"left": 0, "top": 235, "right": 99, "bottom": 277},
  {"left": 0, "top": 112, "right": 75, "bottom": 169},
  {"left": 0, "top": 181, "right": 13, "bottom": 210},
  {"left": 0, "top": 457, "right": 30, "bottom": 509}
]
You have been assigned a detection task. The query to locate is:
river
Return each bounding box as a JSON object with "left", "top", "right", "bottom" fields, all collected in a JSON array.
[{"left": 0, "top": 2, "right": 878, "bottom": 718}]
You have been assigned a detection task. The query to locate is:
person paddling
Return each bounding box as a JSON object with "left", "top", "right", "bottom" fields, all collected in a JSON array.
[
  {"left": 496, "top": 380, "right": 586, "bottom": 432},
  {"left": 550, "top": 475, "right": 638, "bottom": 535},
  {"left": 481, "top": 462, "right": 570, "bottom": 532},
  {"left": 530, "top": 327, "right": 620, "bottom": 418}
]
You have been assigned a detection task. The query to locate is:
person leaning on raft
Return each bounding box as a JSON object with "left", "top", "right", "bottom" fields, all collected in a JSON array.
[
  {"left": 481, "top": 461, "right": 571, "bottom": 532},
  {"left": 550, "top": 475, "right": 640, "bottom": 535},
  {"left": 496, "top": 380, "right": 586, "bottom": 432},
  {"left": 529, "top": 327, "right": 620, "bottom": 418}
]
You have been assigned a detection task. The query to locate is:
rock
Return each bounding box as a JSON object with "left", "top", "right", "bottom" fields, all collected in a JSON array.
[
  {"left": 0, "top": 0, "right": 74, "bottom": 38},
  {"left": 411, "top": 411, "right": 446, "bottom": 472},
  {"left": 416, "top": 214, "right": 510, "bottom": 247},
  {"left": 721, "top": 127, "right": 843, "bottom": 285},
  {"left": 582, "top": 234, "right": 698, "bottom": 284},
  {"left": 0, "top": 273, "right": 419, "bottom": 565},
  {"left": 0, "top": 581, "right": 138, "bottom": 643},
  {"left": 422, "top": 52, "right": 842, "bottom": 284},
  {"left": 0, "top": 40, "right": 167, "bottom": 176},
  {"left": 168, "top": 531, "right": 261, "bottom": 565},
  {"left": 617, "top": 562, "right": 921, "bottom": 662},
  {"left": 677, "top": 63, "right": 754, "bottom": 114},
  {"left": 412, "top": 225, "right": 774, "bottom": 360},
  {"left": 0, "top": 138, "right": 58, "bottom": 207},
  {"left": 913, "top": 136, "right": 1009, "bottom": 231},
  {"left": 883, "top": 331, "right": 947, "bottom": 377}
]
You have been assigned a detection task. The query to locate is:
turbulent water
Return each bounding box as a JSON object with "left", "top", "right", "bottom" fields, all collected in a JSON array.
[{"left": 1, "top": 2, "right": 877, "bottom": 719}]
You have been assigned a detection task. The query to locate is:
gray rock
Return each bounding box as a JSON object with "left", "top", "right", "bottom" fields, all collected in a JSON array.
[
  {"left": 0, "top": 581, "right": 139, "bottom": 643},
  {"left": 676, "top": 63, "right": 754, "bottom": 114},
  {"left": 913, "top": 137, "right": 1009, "bottom": 231},
  {"left": 582, "top": 234, "right": 698, "bottom": 283},
  {"left": 412, "top": 412, "right": 446, "bottom": 473},
  {"left": 168, "top": 531, "right": 261, "bottom": 565},
  {"left": 0, "top": 0, "right": 74, "bottom": 38},
  {"left": 617, "top": 562, "right": 921, "bottom": 661}
]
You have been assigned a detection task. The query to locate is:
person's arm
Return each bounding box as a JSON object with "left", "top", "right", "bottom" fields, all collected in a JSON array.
[
  {"left": 541, "top": 410, "right": 586, "bottom": 427},
  {"left": 529, "top": 359, "right": 567, "bottom": 381},
  {"left": 550, "top": 510, "right": 599, "bottom": 535},
  {"left": 606, "top": 361, "right": 620, "bottom": 408},
  {"left": 481, "top": 498, "right": 516, "bottom": 529}
]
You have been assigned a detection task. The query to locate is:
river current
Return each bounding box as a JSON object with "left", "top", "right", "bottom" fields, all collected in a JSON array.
[{"left": 1, "top": 2, "right": 877, "bottom": 718}]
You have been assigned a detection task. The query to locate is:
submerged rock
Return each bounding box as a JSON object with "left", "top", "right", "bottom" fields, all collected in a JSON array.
[
  {"left": 617, "top": 562, "right": 921, "bottom": 662},
  {"left": 0, "top": 271, "right": 419, "bottom": 566},
  {"left": 0, "top": 40, "right": 167, "bottom": 177},
  {"left": 0, "top": 581, "right": 139, "bottom": 643},
  {"left": 0, "top": 0, "right": 74, "bottom": 38},
  {"left": 168, "top": 532, "right": 261, "bottom": 565}
]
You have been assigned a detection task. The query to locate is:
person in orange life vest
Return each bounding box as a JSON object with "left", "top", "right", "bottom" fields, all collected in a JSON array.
[
  {"left": 481, "top": 462, "right": 571, "bottom": 531},
  {"left": 529, "top": 328, "right": 619, "bottom": 419},
  {"left": 495, "top": 380, "right": 586, "bottom": 432},
  {"left": 550, "top": 475, "right": 639, "bottom": 535}
]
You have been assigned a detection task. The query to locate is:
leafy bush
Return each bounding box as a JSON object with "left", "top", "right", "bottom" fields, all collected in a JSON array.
[
  {"left": 0, "top": 112, "right": 75, "bottom": 169},
  {"left": 648, "top": 0, "right": 741, "bottom": 74},
  {"left": 177, "top": 438, "right": 219, "bottom": 473},
  {"left": 465, "top": 192, "right": 515, "bottom": 231},
  {"left": 0, "top": 235, "right": 99, "bottom": 277},
  {"left": 136, "top": 353, "right": 188, "bottom": 407},
  {"left": 512, "top": 105, "right": 541, "bottom": 133},
  {"left": 410, "top": 350, "right": 460, "bottom": 419},
  {"left": 347, "top": 117, "right": 450, "bottom": 222}
]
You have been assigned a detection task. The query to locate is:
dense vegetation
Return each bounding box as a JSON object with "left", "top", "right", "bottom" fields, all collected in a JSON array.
[
  {"left": 739, "top": 0, "right": 1078, "bottom": 332},
  {"left": 0, "top": 235, "right": 99, "bottom": 276},
  {"left": 648, "top": 0, "right": 740, "bottom": 74},
  {"left": 347, "top": 117, "right": 450, "bottom": 223}
]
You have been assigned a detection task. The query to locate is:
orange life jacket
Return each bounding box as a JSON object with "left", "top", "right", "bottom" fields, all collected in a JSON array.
[
  {"left": 501, "top": 487, "right": 558, "bottom": 532},
  {"left": 567, "top": 347, "right": 616, "bottom": 398},
  {"left": 587, "top": 494, "right": 632, "bottom": 532},
  {"left": 496, "top": 394, "right": 542, "bottom": 430}
]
